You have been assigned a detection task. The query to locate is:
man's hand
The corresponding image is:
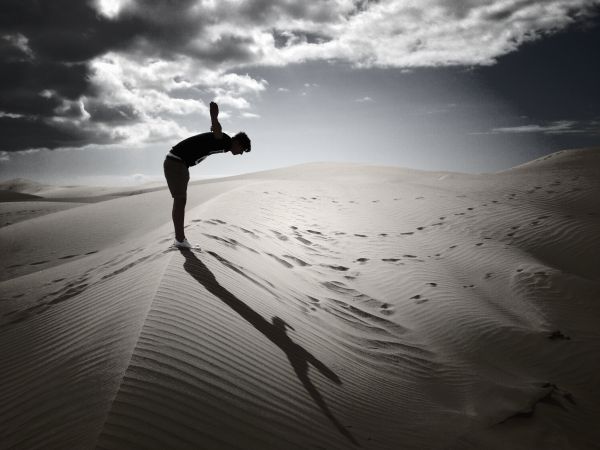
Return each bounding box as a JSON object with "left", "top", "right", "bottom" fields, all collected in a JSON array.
[
  {"left": 210, "top": 101, "right": 219, "bottom": 119},
  {"left": 209, "top": 101, "right": 223, "bottom": 139}
]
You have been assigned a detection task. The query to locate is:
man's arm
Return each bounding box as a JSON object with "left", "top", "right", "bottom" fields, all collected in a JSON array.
[{"left": 209, "top": 101, "right": 223, "bottom": 139}]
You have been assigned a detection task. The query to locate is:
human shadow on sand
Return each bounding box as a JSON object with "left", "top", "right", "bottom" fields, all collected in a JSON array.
[{"left": 179, "top": 248, "right": 360, "bottom": 447}]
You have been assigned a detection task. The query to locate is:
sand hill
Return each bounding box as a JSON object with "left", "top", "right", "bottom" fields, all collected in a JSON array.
[{"left": 1, "top": 147, "right": 599, "bottom": 449}]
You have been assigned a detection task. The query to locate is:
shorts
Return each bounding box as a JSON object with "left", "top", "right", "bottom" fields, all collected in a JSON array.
[{"left": 163, "top": 156, "right": 189, "bottom": 198}]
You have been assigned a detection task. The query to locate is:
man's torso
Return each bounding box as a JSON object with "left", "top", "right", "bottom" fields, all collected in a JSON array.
[{"left": 170, "top": 132, "right": 231, "bottom": 167}]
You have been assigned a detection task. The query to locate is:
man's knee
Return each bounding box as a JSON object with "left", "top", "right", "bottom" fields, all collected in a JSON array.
[{"left": 173, "top": 195, "right": 187, "bottom": 205}]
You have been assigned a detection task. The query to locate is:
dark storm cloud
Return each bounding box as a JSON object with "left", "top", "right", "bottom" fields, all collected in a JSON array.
[
  {"left": 85, "top": 101, "right": 140, "bottom": 124},
  {"left": 0, "top": 0, "right": 213, "bottom": 151},
  {"left": 0, "top": 116, "right": 113, "bottom": 151},
  {"left": 0, "top": 0, "right": 206, "bottom": 63}
]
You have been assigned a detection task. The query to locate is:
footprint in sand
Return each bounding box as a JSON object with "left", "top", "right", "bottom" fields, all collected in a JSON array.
[
  {"left": 295, "top": 236, "right": 312, "bottom": 245},
  {"left": 426, "top": 282, "right": 437, "bottom": 287},
  {"left": 410, "top": 294, "right": 429, "bottom": 304},
  {"left": 282, "top": 255, "right": 310, "bottom": 266},
  {"left": 379, "top": 303, "right": 394, "bottom": 316},
  {"left": 354, "top": 258, "right": 369, "bottom": 264},
  {"left": 270, "top": 230, "right": 289, "bottom": 241},
  {"left": 236, "top": 226, "right": 260, "bottom": 238},
  {"left": 265, "top": 253, "right": 294, "bottom": 268},
  {"left": 58, "top": 254, "right": 78, "bottom": 260},
  {"left": 320, "top": 264, "right": 349, "bottom": 271},
  {"left": 401, "top": 232, "right": 414, "bottom": 235},
  {"left": 548, "top": 330, "right": 571, "bottom": 340},
  {"left": 354, "top": 234, "right": 367, "bottom": 237},
  {"left": 484, "top": 272, "right": 494, "bottom": 279}
]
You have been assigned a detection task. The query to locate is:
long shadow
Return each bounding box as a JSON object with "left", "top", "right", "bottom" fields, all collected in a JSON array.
[{"left": 179, "top": 248, "right": 360, "bottom": 447}]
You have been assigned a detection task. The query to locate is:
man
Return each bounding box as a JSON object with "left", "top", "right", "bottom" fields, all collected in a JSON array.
[{"left": 163, "top": 101, "right": 251, "bottom": 248}]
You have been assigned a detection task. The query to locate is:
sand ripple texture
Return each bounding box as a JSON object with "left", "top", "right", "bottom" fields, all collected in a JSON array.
[{"left": 1, "top": 148, "right": 600, "bottom": 449}]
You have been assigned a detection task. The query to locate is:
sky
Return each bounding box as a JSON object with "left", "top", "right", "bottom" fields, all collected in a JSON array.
[{"left": 1, "top": 0, "right": 599, "bottom": 185}]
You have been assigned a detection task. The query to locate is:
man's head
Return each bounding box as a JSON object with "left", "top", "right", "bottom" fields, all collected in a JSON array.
[{"left": 230, "top": 131, "right": 251, "bottom": 155}]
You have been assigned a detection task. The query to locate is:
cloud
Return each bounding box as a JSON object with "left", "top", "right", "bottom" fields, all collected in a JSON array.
[
  {"left": 472, "top": 119, "right": 600, "bottom": 135},
  {"left": 240, "top": 112, "right": 261, "bottom": 119},
  {"left": 2, "top": 0, "right": 599, "bottom": 151},
  {"left": 355, "top": 96, "right": 373, "bottom": 102}
]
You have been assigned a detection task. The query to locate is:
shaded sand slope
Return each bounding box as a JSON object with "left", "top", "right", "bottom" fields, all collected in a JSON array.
[
  {"left": 1, "top": 147, "right": 600, "bottom": 449},
  {"left": 0, "top": 201, "right": 88, "bottom": 228},
  {"left": 0, "top": 177, "right": 167, "bottom": 200}
]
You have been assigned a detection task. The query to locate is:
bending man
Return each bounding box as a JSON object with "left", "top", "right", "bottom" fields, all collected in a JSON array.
[{"left": 163, "top": 101, "right": 252, "bottom": 248}]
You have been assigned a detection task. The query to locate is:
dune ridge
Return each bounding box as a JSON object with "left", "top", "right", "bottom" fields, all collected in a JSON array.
[{"left": 1, "top": 147, "right": 600, "bottom": 449}]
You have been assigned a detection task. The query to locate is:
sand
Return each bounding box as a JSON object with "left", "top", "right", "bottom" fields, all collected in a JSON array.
[{"left": 1, "top": 147, "right": 599, "bottom": 449}]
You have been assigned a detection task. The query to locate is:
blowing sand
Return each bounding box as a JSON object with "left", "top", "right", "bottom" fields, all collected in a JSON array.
[{"left": 1, "top": 147, "right": 599, "bottom": 449}]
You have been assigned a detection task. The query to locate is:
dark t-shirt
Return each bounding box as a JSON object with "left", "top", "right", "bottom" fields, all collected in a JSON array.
[{"left": 170, "top": 132, "right": 232, "bottom": 167}]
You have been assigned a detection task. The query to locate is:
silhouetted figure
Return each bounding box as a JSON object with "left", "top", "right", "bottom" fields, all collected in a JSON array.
[
  {"left": 163, "top": 101, "right": 251, "bottom": 248},
  {"left": 179, "top": 248, "right": 361, "bottom": 447}
]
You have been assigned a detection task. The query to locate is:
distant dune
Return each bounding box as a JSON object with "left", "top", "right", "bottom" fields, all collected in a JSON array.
[{"left": 1, "top": 147, "right": 599, "bottom": 449}]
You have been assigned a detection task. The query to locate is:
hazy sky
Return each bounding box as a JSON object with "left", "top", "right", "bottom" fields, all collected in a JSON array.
[{"left": 1, "top": 0, "right": 599, "bottom": 185}]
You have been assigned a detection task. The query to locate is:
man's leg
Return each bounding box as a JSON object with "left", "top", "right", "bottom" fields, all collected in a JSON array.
[
  {"left": 173, "top": 196, "right": 186, "bottom": 242},
  {"left": 164, "top": 157, "right": 190, "bottom": 242}
]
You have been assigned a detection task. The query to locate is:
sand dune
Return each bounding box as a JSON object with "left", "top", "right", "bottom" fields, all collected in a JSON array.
[{"left": 1, "top": 147, "right": 600, "bottom": 449}]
